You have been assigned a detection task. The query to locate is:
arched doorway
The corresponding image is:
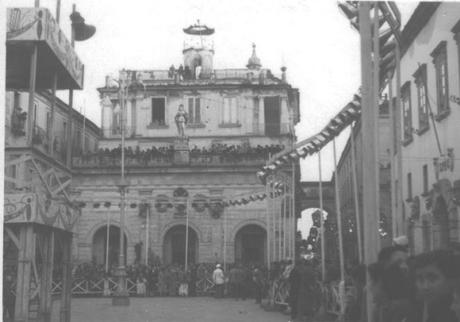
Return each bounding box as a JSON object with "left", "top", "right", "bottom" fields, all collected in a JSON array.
[
  {"left": 234, "top": 224, "right": 266, "bottom": 265},
  {"left": 163, "top": 225, "right": 198, "bottom": 265},
  {"left": 92, "top": 225, "right": 127, "bottom": 267}
]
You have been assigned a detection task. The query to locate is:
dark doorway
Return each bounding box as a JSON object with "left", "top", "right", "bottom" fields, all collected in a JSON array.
[
  {"left": 264, "top": 96, "right": 281, "bottom": 136},
  {"left": 235, "top": 224, "right": 266, "bottom": 265},
  {"left": 92, "top": 225, "right": 127, "bottom": 267},
  {"left": 163, "top": 225, "right": 198, "bottom": 265}
]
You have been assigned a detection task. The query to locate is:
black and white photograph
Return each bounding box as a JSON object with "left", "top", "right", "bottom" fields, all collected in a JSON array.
[{"left": 1, "top": 1, "right": 460, "bottom": 321}]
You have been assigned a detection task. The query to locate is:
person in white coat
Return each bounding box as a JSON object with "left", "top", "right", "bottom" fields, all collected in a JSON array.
[{"left": 213, "top": 264, "right": 225, "bottom": 298}]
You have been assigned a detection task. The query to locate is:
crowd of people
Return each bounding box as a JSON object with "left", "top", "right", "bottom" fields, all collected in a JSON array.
[
  {"left": 75, "top": 145, "right": 175, "bottom": 166},
  {"left": 341, "top": 242, "right": 460, "bottom": 322},
  {"left": 190, "top": 143, "right": 284, "bottom": 163},
  {"left": 73, "top": 143, "right": 284, "bottom": 166}
]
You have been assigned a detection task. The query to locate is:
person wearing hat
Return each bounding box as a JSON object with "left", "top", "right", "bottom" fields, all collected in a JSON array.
[{"left": 213, "top": 264, "right": 225, "bottom": 298}]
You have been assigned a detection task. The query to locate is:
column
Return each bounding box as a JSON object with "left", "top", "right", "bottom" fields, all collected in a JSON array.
[
  {"left": 60, "top": 234, "right": 73, "bottom": 322},
  {"left": 14, "top": 225, "right": 35, "bottom": 322},
  {"left": 39, "top": 229, "right": 54, "bottom": 322},
  {"left": 280, "top": 96, "right": 288, "bottom": 134},
  {"left": 259, "top": 97, "right": 265, "bottom": 135}
]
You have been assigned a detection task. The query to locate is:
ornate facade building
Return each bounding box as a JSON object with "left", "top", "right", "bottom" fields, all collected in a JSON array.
[
  {"left": 391, "top": 3, "right": 460, "bottom": 253},
  {"left": 71, "top": 24, "right": 300, "bottom": 266}
]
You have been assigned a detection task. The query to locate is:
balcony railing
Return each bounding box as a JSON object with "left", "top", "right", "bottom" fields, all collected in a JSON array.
[
  {"left": 189, "top": 152, "right": 268, "bottom": 166},
  {"left": 72, "top": 143, "right": 284, "bottom": 169},
  {"left": 102, "top": 122, "right": 293, "bottom": 139},
  {"left": 105, "top": 68, "right": 282, "bottom": 87}
]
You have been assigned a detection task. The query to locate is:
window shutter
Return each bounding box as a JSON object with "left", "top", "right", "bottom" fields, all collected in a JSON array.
[{"left": 195, "top": 98, "right": 201, "bottom": 123}]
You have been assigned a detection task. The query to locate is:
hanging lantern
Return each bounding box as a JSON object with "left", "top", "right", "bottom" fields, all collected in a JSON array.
[
  {"left": 93, "top": 202, "right": 100, "bottom": 208},
  {"left": 104, "top": 201, "right": 111, "bottom": 208}
]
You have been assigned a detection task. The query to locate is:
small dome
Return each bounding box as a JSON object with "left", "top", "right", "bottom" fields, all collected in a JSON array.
[{"left": 247, "top": 43, "right": 262, "bottom": 70}]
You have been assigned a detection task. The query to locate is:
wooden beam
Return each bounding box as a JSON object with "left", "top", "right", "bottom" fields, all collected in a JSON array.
[
  {"left": 30, "top": 159, "right": 54, "bottom": 196},
  {"left": 5, "top": 226, "right": 20, "bottom": 249}
]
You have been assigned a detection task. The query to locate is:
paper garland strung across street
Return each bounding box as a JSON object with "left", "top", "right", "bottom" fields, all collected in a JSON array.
[{"left": 256, "top": 91, "right": 362, "bottom": 183}]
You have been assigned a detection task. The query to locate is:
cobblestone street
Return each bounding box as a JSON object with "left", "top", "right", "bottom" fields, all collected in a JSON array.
[{"left": 68, "top": 297, "right": 287, "bottom": 322}]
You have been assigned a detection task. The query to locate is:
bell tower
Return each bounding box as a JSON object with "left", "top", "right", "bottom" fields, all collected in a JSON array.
[{"left": 182, "top": 21, "right": 215, "bottom": 79}]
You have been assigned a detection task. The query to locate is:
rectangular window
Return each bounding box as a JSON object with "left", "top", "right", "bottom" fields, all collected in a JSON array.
[
  {"left": 414, "top": 64, "right": 429, "bottom": 133},
  {"left": 112, "top": 100, "right": 121, "bottom": 134},
  {"left": 422, "top": 164, "right": 429, "bottom": 194},
  {"left": 223, "top": 97, "right": 238, "bottom": 124},
  {"left": 401, "top": 82, "right": 412, "bottom": 143},
  {"left": 407, "top": 172, "right": 412, "bottom": 200},
  {"left": 151, "top": 98, "right": 166, "bottom": 125},
  {"left": 187, "top": 97, "right": 201, "bottom": 124},
  {"left": 431, "top": 41, "right": 449, "bottom": 117}
]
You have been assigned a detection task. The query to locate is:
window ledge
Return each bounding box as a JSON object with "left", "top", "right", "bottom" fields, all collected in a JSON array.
[
  {"left": 218, "top": 123, "right": 242, "bottom": 128},
  {"left": 435, "top": 109, "right": 450, "bottom": 122},
  {"left": 147, "top": 123, "right": 169, "bottom": 129},
  {"left": 186, "top": 123, "right": 206, "bottom": 129},
  {"left": 402, "top": 136, "right": 413, "bottom": 147},
  {"left": 416, "top": 125, "right": 429, "bottom": 136}
]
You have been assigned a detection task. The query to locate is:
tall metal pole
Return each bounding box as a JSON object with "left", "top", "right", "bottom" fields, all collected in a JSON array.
[
  {"left": 145, "top": 204, "right": 150, "bottom": 266},
  {"left": 395, "top": 35, "right": 404, "bottom": 238},
  {"left": 318, "top": 151, "right": 326, "bottom": 282},
  {"left": 283, "top": 184, "right": 287, "bottom": 259},
  {"left": 271, "top": 181, "right": 276, "bottom": 262},
  {"left": 223, "top": 203, "right": 227, "bottom": 271},
  {"left": 185, "top": 198, "right": 190, "bottom": 271},
  {"left": 372, "top": 4, "right": 381, "bottom": 253},
  {"left": 350, "top": 126, "right": 363, "bottom": 263},
  {"left": 112, "top": 74, "right": 129, "bottom": 306},
  {"left": 389, "top": 77, "right": 397, "bottom": 239},
  {"left": 106, "top": 211, "right": 110, "bottom": 273},
  {"left": 266, "top": 180, "right": 271, "bottom": 269},
  {"left": 359, "top": 3, "right": 379, "bottom": 321},
  {"left": 333, "top": 138, "right": 346, "bottom": 318},
  {"left": 292, "top": 163, "right": 296, "bottom": 261},
  {"left": 274, "top": 181, "right": 283, "bottom": 261},
  {"left": 66, "top": 4, "right": 76, "bottom": 168}
]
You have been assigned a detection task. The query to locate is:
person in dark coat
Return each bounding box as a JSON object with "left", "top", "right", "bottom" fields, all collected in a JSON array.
[
  {"left": 407, "top": 250, "right": 458, "bottom": 322},
  {"left": 188, "top": 264, "right": 197, "bottom": 297},
  {"left": 252, "top": 267, "right": 264, "bottom": 304},
  {"left": 3, "top": 271, "right": 15, "bottom": 321},
  {"left": 288, "top": 261, "right": 301, "bottom": 322},
  {"left": 296, "top": 259, "right": 319, "bottom": 322}
]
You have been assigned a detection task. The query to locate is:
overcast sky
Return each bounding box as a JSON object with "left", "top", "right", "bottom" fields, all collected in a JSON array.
[{"left": 4, "top": 0, "right": 419, "bottom": 237}]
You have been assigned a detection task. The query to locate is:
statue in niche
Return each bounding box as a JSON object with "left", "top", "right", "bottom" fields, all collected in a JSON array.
[{"left": 174, "top": 104, "right": 188, "bottom": 138}]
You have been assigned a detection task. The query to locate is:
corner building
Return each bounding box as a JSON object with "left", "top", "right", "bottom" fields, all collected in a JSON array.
[{"left": 72, "top": 24, "right": 300, "bottom": 266}]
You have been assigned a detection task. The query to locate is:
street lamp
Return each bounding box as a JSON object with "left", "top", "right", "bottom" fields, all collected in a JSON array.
[{"left": 106, "top": 70, "right": 144, "bottom": 306}]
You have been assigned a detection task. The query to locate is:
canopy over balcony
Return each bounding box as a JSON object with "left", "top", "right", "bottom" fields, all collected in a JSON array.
[{"left": 6, "top": 8, "right": 84, "bottom": 90}]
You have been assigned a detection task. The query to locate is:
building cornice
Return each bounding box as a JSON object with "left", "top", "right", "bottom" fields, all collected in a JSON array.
[{"left": 401, "top": 2, "right": 441, "bottom": 58}]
